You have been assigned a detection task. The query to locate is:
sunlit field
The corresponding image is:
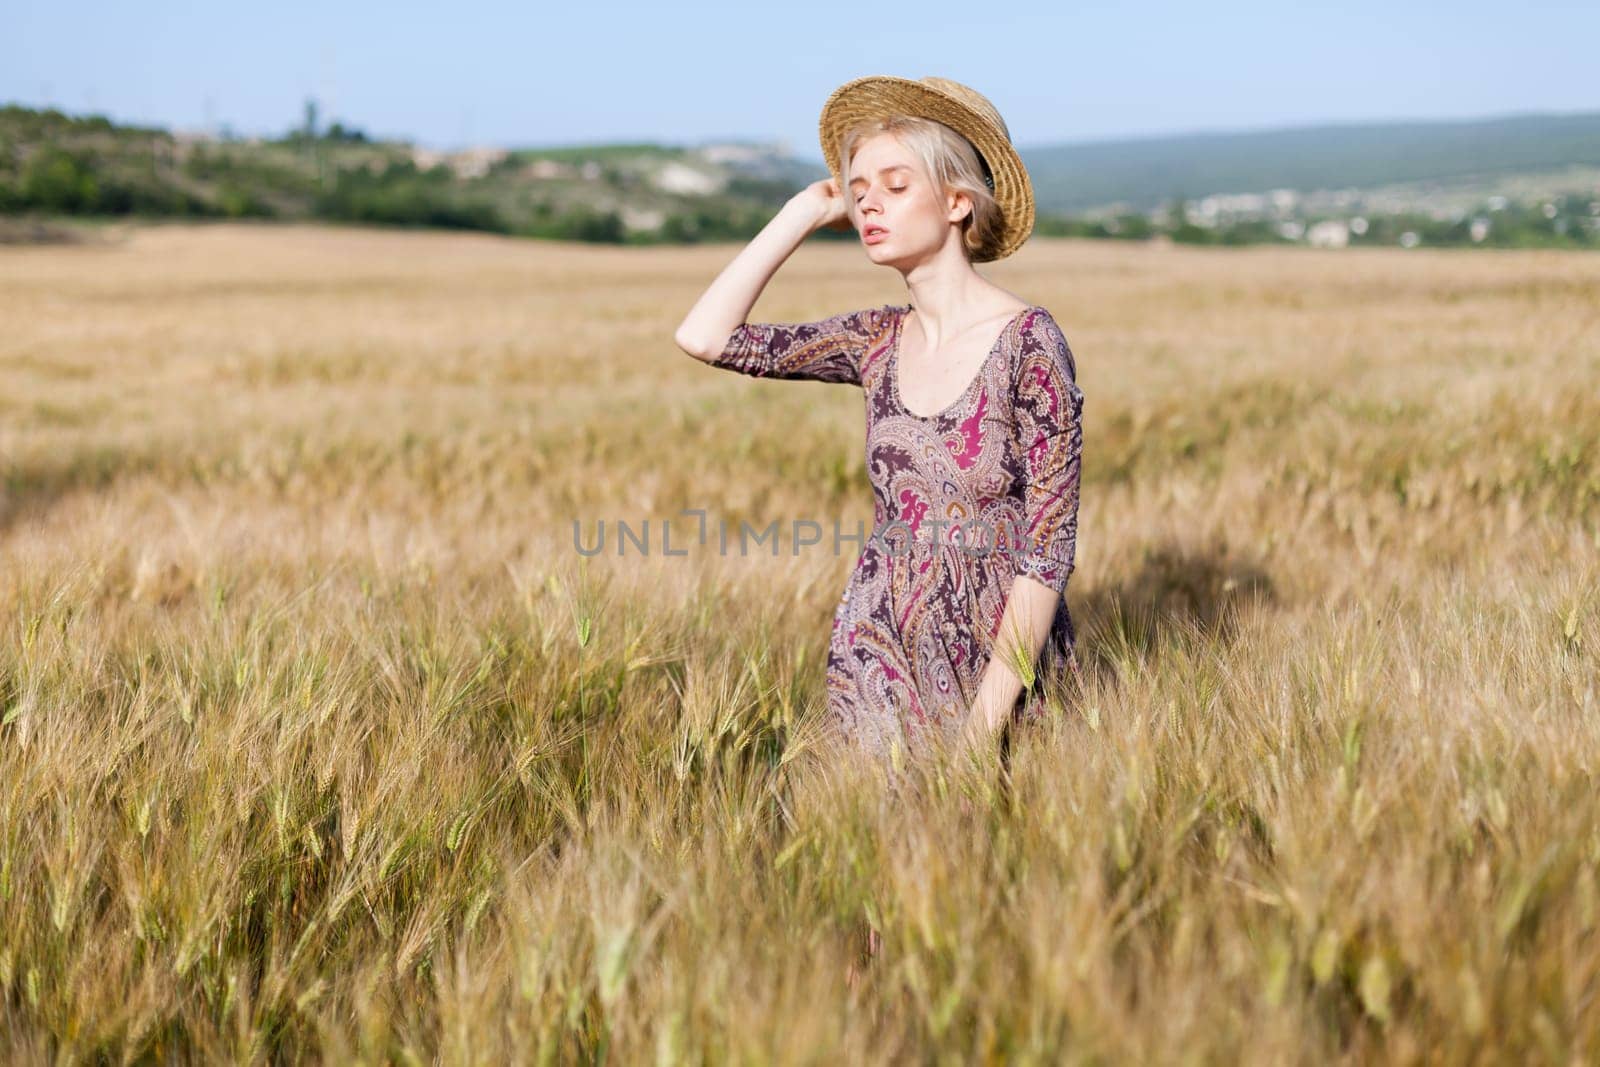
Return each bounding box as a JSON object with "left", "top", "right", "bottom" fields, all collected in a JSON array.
[{"left": 2, "top": 221, "right": 1597, "bottom": 1062}]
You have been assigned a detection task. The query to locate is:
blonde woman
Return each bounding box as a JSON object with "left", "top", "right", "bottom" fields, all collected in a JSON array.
[{"left": 675, "top": 75, "right": 1084, "bottom": 767}]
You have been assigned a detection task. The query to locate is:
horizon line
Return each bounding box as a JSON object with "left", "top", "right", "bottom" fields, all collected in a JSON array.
[{"left": 5, "top": 97, "right": 1598, "bottom": 160}]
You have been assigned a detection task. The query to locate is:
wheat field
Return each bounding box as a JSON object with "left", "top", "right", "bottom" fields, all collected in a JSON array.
[{"left": 1, "top": 222, "right": 1597, "bottom": 1063}]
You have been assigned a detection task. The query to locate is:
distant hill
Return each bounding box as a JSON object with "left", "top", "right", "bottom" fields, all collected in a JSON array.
[
  {"left": 0, "top": 105, "right": 804, "bottom": 244},
  {"left": 1013, "top": 111, "right": 1600, "bottom": 214},
  {"left": 3, "top": 103, "right": 1596, "bottom": 249}
]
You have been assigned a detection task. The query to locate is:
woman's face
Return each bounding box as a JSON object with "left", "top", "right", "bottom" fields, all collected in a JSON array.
[{"left": 846, "top": 132, "right": 965, "bottom": 267}]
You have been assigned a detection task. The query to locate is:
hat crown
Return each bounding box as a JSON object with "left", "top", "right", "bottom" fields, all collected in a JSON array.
[{"left": 915, "top": 77, "right": 1011, "bottom": 143}]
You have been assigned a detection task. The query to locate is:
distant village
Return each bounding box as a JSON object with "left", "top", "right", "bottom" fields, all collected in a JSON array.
[{"left": 376, "top": 138, "right": 1598, "bottom": 249}]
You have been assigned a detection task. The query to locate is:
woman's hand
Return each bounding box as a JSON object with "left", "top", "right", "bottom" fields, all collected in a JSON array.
[
  {"left": 956, "top": 699, "right": 1004, "bottom": 757},
  {"left": 789, "top": 176, "right": 853, "bottom": 234}
]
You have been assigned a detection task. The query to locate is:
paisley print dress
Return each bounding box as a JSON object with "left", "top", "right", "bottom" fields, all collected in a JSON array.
[{"left": 710, "top": 302, "right": 1084, "bottom": 760}]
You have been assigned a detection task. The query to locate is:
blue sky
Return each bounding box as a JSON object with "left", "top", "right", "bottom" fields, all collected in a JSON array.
[{"left": 4, "top": 0, "right": 1597, "bottom": 156}]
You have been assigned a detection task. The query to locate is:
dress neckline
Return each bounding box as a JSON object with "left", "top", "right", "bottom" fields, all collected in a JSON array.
[{"left": 889, "top": 303, "right": 1036, "bottom": 420}]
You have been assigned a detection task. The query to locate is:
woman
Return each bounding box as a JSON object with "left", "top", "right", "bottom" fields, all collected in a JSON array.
[{"left": 674, "top": 75, "right": 1084, "bottom": 767}]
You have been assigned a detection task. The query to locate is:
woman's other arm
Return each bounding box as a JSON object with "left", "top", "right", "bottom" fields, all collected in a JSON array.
[
  {"left": 673, "top": 179, "right": 848, "bottom": 362},
  {"left": 961, "top": 310, "right": 1084, "bottom": 751},
  {"left": 961, "top": 577, "right": 1062, "bottom": 746}
]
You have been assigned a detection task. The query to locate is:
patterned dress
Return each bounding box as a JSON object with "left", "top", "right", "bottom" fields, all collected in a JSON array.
[{"left": 710, "top": 302, "right": 1084, "bottom": 760}]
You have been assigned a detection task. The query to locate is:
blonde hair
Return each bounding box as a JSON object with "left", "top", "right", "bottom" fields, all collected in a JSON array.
[{"left": 838, "top": 115, "right": 1003, "bottom": 262}]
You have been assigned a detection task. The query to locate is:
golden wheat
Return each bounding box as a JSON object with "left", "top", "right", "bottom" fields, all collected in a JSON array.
[{"left": 0, "top": 221, "right": 1596, "bottom": 1062}]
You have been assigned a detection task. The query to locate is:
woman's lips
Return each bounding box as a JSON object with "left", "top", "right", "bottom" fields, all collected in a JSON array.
[{"left": 864, "top": 227, "right": 890, "bottom": 245}]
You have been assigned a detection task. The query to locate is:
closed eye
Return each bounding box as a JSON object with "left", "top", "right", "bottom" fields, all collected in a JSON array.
[{"left": 855, "top": 186, "right": 907, "bottom": 203}]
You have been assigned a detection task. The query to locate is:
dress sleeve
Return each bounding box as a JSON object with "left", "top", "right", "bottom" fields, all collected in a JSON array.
[
  {"left": 1010, "top": 309, "right": 1084, "bottom": 595},
  {"left": 707, "top": 305, "right": 886, "bottom": 387}
]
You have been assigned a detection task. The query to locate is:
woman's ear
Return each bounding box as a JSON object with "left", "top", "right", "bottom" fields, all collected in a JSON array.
[{"left": 945, "top": 188, "right": 973, "bottom": 225}]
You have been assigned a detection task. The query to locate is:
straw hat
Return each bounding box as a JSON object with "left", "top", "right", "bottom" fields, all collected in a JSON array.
[{"left": 818, "top": 75, "right": 1035, "bottom": 263}]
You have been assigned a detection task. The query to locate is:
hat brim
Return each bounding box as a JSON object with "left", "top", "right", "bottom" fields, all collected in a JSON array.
[{"left": 818, "top": 75, "right": 1035, "bottom": 263}]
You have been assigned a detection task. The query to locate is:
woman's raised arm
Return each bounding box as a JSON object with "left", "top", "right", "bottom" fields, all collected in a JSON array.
[{"left": 673, "top": 178, "right": 848, "bottom": 361}]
